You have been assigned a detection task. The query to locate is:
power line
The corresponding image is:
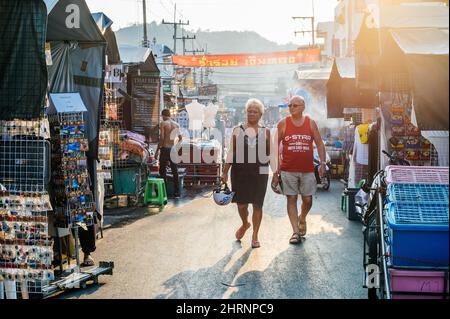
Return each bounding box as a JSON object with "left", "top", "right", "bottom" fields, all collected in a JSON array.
[
  {"left": 175, "top": 34, "right": 196, "bottom": 55},
  {"left": 162, "top": 4, "right": 189, "bottom": 55}
]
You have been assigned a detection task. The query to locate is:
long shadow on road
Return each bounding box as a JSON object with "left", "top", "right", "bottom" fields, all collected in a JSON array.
[
  {"left": 156, "top": 242, "right": 253, "bottom": 299},
  {"left": 155, "top": 231, "right": 366, "bottom": 299}
]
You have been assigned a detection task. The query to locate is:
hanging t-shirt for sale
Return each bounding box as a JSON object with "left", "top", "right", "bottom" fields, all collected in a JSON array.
[
  {"left": 203, "top": 103, "right": 218, "bottom": 128},
  {"left": 185, "top": 100, "right": 205, "bottom": 130}
]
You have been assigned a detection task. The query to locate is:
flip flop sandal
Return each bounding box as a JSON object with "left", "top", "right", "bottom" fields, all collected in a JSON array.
[
  {"left": 81, "top": 256, "right": 95, "bottom": 267},
  {"left": 289, "top": 233, "right": 301, "bottom": 244},
  {"left": 251, "top": 240, "right": 260, "bottom": 248}
]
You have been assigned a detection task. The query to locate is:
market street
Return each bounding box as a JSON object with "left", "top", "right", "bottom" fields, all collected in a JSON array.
[{"left": 61, "top": 181, "right": 365, "bottom": 299}]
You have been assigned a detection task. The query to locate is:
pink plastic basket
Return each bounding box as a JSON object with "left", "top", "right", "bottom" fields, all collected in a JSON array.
[
  {"left": 389, "top": 268, "right": 449, "bottom": 299},
  {"left": 385, "top": 166, "right": 449, "bottom": 185}
]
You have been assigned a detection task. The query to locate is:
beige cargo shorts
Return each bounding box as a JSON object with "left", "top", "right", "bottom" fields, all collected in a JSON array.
[{"left": 280, "top": 171, "right": 317, "bottom": 196}]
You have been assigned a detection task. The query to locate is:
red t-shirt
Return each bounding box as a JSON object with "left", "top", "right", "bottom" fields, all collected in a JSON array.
[{"left": 280, "top": 116, "right": 314, "bottom": 172}]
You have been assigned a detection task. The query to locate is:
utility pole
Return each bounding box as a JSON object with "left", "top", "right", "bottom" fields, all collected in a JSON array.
[
  {"left": 162, "top": 4, "right": 189, "bottom": 55},
  {"left": 293, "top": 16, "right": 315, "bottom": 47},
  {"left": 203, "top": 44, "right": 212, "bottom": 85},
  {"left": 142, "top": 0, "right": 149, "bottom": 47},
  {"left": 175, "top": 35, "right": 196, "bottom": 56},
  {"left": 292, "top": 0, "right": 315, "bottom": 47},
  {"left": 185, "top": 48, "right": 205, "bottom": 88}
]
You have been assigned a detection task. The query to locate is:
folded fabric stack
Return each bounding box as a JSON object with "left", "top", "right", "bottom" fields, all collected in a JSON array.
[
  {"left": 119, "top": 130, "right": 153, "bottom": 165},
  {"left": 384, "top": 165, "right": 449, "bottom": 299}
]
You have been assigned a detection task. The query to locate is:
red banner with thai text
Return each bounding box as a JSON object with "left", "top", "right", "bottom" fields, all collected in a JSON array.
[{"left": 172, "top": 49, "right": 321, "bottom": 67}]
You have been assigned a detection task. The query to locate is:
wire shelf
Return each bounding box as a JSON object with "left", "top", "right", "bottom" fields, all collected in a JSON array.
[
  {"left": 387, "top": 203, "right": 449, "bottom": 225},
  {"left": 387, "top": 183, "right": 449, "bottom": 205}
]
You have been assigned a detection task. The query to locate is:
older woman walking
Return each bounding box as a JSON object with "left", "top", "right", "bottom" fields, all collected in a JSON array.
[{"left": 221, "top": 99, "right": 271, "bottom": 248}]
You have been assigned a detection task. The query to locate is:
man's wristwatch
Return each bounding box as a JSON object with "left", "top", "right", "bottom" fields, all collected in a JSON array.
[{"left": 320, "top": 161, "right": 327, "bottom": 165}]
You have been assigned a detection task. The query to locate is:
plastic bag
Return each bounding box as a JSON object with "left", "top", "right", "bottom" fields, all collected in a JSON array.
[{"left": 355, "top": 188, "right": 369, "bottom": 206}]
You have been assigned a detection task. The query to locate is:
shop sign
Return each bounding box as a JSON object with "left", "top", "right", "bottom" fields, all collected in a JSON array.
[
  {"left": 199, "top": 84, "right": 217, "bottom": 96},
  {"left": 105, "top": 64, "right": 123, "bottom": 83},
  {"left": 163, "top": 80, "right": 172, "bottom": 93}
]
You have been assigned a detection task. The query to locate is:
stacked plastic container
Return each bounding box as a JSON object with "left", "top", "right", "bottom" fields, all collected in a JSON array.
[{"left": 385, "top": 165, "right": 449, "bottom": 299}]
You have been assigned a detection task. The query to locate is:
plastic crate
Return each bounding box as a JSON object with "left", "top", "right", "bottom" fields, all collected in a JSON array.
[
  {"left": 386, "top": 203, "right": 449, "bottom": 267},
  {"left": 385, "top": 165, "right": 449, "bottom": 185},
  {"left": 387, "top": 202, "right": 449, "bottom": 225},
  {"left": 387, "top": 184, "right": 449, "bottom": 205},
  {"left": 389, "top": 268, "right": 449, "bottom": 299}
]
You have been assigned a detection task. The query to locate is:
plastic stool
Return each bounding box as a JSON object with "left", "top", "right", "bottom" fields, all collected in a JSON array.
[{"left": 144, "top": 178, "right": 168, "bottom": 206}]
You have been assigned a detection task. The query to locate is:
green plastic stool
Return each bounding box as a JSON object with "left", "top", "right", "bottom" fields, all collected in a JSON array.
[
  {"left": 356, "top": 179, "right": 366, "bottom": 188},
  {"left": 144, "top": 178, "right": 168, "bottom": 206}
]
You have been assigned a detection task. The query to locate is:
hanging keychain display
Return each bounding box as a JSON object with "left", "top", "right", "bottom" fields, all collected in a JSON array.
[
  {"left": 49, "top": 112, "right": 96, "bottom": 226},
  {"left": 0, "top": 118, "right": 54, "bottom": 299}
]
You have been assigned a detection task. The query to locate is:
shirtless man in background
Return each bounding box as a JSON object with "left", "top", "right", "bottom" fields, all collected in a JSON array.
[{"left": 156, "top": 109, "right": 182, "bottom": 198}]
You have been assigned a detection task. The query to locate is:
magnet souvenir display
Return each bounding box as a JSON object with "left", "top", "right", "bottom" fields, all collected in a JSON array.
[
  {"left": 49, "top": 112, "right": 95, "bottom": 226},
  {"left": 388, "top": 100, "right": 434, "bottom": 165},
  {"left": 0, "top": 119, "right": 50, "bottom": 139},
  {"left": 0, "top": 117, "right": 55, "bottom": 299}
]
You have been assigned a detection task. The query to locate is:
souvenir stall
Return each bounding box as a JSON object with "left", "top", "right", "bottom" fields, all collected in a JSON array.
[
  {"left": 0, "top": 0, "right": 113, "bottom": 299},
  {"left": 0, "top": 1, "right": 53, "bottom": 298},
  {"left": 376, "top": 29, "right": 449, "bottom": 169},
  {"left": 355, "top": 7, "right": 449, "bottom": 299},
  {"left": 93, "top": 12, "right": 123, "bottom": 199},
  {"left": 354, "top": 8, "right": 449, "bottom": 170},
  {"left": 101, "top": 51, "right": 161, "bottom": 204}
]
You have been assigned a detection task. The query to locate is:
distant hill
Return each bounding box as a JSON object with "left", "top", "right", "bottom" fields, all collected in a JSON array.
[
  {"left": 115, "top": 22, "right": 302, "bottom": 96},
  {"left": 115, "top": 22, "right": 299, "bottom": 54}
]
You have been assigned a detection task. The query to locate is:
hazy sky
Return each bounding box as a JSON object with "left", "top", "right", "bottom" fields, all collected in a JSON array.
[{"left": 85, "top": 0, "right": 338, "bottom": 45}]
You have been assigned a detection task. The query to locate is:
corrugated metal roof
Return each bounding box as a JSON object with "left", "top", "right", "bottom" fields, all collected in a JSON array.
[{"left": 390, "top": 28, "right": 449, "bottom": 55}]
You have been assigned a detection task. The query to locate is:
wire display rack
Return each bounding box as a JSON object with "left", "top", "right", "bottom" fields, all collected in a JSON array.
[
  {"left": 48, "top": 112, "right": 95, "bottom": 227},
  {"left": 387, "top": 183, "right": 449, "bottom": 205},
  {"left": 99, "top": 82, "right": 125, "bottom": 196},
  {"left": 0, "top": 118, "right": 54, "bottom": 299},
  {"left": 0, "top": 120, "right": 50, "bottom": 193}
]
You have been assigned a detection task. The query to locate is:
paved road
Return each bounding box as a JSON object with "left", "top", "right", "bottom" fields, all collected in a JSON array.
[{"left": 62, "top": 180, "right": 366, "bottom": 299}]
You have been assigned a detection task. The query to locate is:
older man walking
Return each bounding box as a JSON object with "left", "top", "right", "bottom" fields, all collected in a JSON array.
[{"left": 272, "top": 96, "right": 327, "bottom": 244}]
